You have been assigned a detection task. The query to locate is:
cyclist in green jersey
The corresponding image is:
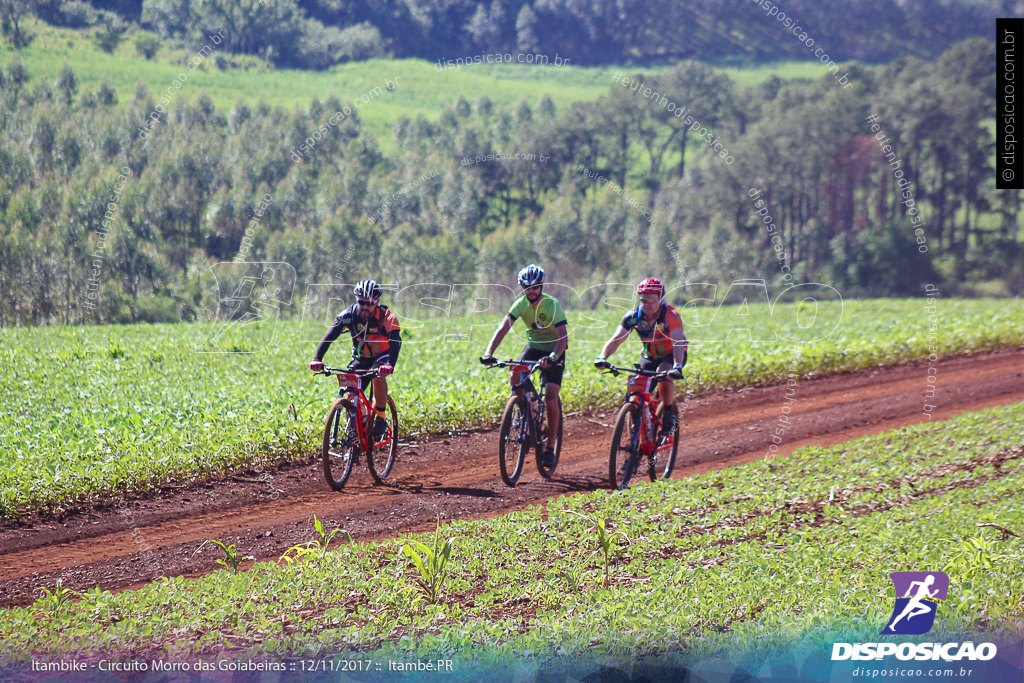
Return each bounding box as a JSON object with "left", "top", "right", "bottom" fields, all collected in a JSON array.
[{"left": 480, "top": 264, "right": 568, "bottom": 467}]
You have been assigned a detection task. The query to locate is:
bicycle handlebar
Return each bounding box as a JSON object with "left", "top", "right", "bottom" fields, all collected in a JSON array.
[
  {"left": 316, "top": 366, "right": 380, "bottom": 378},
  {"left": 483, "top": 358, "right": 543, "bottom": 371},
  {"left": 600, "top": 364, "right": 672, "bottom": 381}
]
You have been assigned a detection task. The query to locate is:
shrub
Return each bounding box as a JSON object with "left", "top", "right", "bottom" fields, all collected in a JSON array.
[
  {"left": 133, "top": 30, "right": 161, "bottom": 59},
  {"left": 334, "top": 21, "right": 386, "bottom": 62},
  {"left": 92, "top": 14, "right": 129, "bottom": 53}
]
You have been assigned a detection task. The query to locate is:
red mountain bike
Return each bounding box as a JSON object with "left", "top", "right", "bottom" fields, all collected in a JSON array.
[
  {"left": 600, "top": 364, "right": 680, "bottom": 490},
  {"left": 316, "top": 366, "right": 399, "bottom": 489}
]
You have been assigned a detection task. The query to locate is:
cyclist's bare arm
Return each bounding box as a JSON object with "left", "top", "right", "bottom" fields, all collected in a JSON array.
[
  {"left": 552, "top": 321, "right": 568, "bottom": 357},
  {"left": 599, "top": 325, "right": 631, "bottom": 359},
  {"left": 670, "top": 327, "right": 688, "bottom": 367},
  {"left": 484, "top": 314, "right": 515, "bottom": 356}
]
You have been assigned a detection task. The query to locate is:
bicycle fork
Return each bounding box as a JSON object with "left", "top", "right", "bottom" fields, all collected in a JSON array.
[{"left": 628, "top": 398, "right": 657, "bottom": 478}]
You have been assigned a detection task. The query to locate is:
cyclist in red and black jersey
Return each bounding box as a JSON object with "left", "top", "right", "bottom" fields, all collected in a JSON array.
[
  {"left": 309, "top": 280, "right": 401, "bottom": 437},
  {"left": 594, "top": 278, "right": 687, "bottom": 437}
]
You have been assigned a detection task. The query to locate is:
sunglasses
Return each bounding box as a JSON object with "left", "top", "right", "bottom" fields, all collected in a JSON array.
[
  {"left": 639, "top": 296, "right": 661, "bottom": 304},
  {"left": 522, "top": 285, "right": 542, "bottom": 293},
  {"left": 357, "top": 299, "right": 378, "bottom": 307}
]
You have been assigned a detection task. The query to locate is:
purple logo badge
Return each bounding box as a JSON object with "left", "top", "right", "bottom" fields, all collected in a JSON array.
[{"left": 882, "top": 572, "right": 949, "bottom": 635}]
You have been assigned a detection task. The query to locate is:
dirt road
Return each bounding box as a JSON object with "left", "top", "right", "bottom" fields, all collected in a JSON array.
[{"left": 1, "top": 349, "right": 1021, "bottom": 607}]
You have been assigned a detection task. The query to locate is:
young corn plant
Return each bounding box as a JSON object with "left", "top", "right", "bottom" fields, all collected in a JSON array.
[
  {"left": 36, "top": 579, "right": 78, "bottom": 618},
  {"left": 192, "top": 539, "right": 254, "bottom": 574},
  {"left": 281, "top": 514, "right": 351, "bottom": 564},
  {"left": 402, "top": 517, "right": 457, "bottom": 604},
  {"left": 564, "top": 511, "right": 631, "bottom": 588}
]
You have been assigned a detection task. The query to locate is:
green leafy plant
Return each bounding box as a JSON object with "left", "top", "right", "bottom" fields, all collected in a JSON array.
[
  {"left": 78, "top": 587, "right": 112, "bottom": 615},
  {"left": 37, "top": 580, "right": 78, "bottom": 617},
  {"left": 564, "top": 511, "right": 630, "bottom": 588},
  {"left": 401, "top": 517, "right": 456, "bottom": 603},
  {"left": 106, "top": 336, "right": 126, "bottom": 359},
  {"left": 565, "top": 548, "right": 589, "bottom": 592},
  {"left": 944, "top": 534, "right": 1011, "bottom": 582},
  {"left": 281, "top": 514, "right": 351, "bottom": 564},
  {"left": 192, "top": 539, "right": 254, "bottom": 574}
]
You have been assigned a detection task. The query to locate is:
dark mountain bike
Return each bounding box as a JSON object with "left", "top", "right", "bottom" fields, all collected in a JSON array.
[
  {"left": 599, "top": 364, "right": 680, "bottom": 490},
  {"left": 485, "top": 359, "right": 563, "bottom": 486},
  {"left": 316, "top": 366, "right": 399, "bottom": 489}
]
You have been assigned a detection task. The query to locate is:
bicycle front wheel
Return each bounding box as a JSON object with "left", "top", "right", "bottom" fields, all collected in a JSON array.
[
  {"left": 322, "top": 398, "right": 358, "bottom": 491},
  {"left": 609, "top": 402, "right": 640, "bottom": 490},
  {"left": 651, "top": 402, "right": 679, "bottom": 481},
  {"left": 366, "top": 396, "right": 399, "bottom": 483},
  {"left": 498, "top": 395, "right": 530, "bottom": 486}
]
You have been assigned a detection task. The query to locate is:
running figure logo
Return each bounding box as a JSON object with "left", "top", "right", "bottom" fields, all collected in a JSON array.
[{"left": 882, "top": 571, "right": 949, "bottom": 635}]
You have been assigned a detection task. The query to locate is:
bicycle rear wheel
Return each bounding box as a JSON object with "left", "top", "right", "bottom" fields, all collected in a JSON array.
[
  {"left": 536, "top": 396, "right": 563, "bottom": 479},
  {"left": 498, "top": 395, "right": 530, "bottom": 486},
  {"left": 609, "top": 402, "right": 640, "bottom": 490},
  {"left": 650, "top": 403, "right": 679, "bottom": 481},
  {"left": 322, "top": 398, "right": 358, "bottom": 490},
  {"left": 366, "top": 396, "right": 399, "bottom": 483}
]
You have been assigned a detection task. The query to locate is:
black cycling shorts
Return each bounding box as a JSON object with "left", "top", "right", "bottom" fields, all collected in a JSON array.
[
  {"left": 347, "top": 354, "right": 390, "bottom": 391},
  {"left": 638, "top": 354, "right": 673, "bottom": 376},
  {"left": 518, "top": 344, "right": 566, "bottom": 387}
]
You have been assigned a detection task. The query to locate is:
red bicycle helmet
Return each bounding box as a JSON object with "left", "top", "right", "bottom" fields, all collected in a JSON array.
[{"left": 637, "top": 278, "right": 665, "bottom": 296}]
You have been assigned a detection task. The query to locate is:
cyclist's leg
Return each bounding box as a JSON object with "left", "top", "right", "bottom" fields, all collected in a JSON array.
[
  {"left": 638, "top": 356, "right": 672, "bottom": 404},
  {"left": 540, "top": 351, "right": 565, "bottom": 435},
  {"left": 369, "top": 355, "right": 390, "bottom": 412},
  {"left": 367, "top": 356, "right": 391, "bottom": 436},
  {"left": 545, "top": 384, "right": 560, "bottom": 435},
  {"left": 640, "top": 355, "right": 674, "bottom": 431},
  {"left": 371, "top": 376, "right": 388, "bottom": 410}
]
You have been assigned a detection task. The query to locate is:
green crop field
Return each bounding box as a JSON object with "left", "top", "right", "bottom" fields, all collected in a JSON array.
[
  {"left": 2, "top": 400, "right": 1021, "bottom": 667},
  {"left": 1, "top": 19, "right": 829, "bottom": 145},
  {"left": 1, "top": 297, "right": 1022, "bottom": 518}
]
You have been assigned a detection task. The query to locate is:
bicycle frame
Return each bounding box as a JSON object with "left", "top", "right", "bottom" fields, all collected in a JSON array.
[
  {"left": 607, "top": 365, "right": 675, "bottom": 458},
  {"left": 489, "top": 359, "right": 545, "bottom": 444},
  {"left": 320, "top": 366, "right": 393, "bottom": 452}
]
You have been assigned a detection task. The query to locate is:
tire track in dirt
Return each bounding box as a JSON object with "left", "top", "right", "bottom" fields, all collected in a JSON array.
[{"left": 1, "top": 349, "right": 1021, "bottom": 607}]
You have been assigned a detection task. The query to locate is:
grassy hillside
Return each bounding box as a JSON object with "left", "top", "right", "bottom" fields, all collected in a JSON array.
[{"left": 2, "top": 18, "right": 832, "bottom": 145}]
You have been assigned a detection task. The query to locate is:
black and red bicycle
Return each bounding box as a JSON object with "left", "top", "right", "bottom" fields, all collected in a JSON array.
[
  {"left": 485, "top": 359, "right": 563, "bottom": 486},
  {"left": 599, "top": 364, "right": 680, "bottom": 490},
  {"left": 316, "top": 366, "right": 399, "bottom": 489}
]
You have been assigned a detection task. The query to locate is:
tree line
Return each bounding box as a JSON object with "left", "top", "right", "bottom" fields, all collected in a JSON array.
[
  {"left": 0, "top": 37, "right": 1019, "bottom": 326},
  {"left": 3, "top": 0, "right": 1012, "bottom": 68}
]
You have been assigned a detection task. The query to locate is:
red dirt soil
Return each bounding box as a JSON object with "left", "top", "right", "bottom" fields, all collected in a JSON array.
[{"left": 1, "top": 349, "right": 1021, "bottom": 607}]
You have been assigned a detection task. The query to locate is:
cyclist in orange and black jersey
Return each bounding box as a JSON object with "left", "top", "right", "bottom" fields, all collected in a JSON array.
[
  {"left": 309, "top": 280, "right": 401, "bottom": 436},
  {"left": 594, "top": 278, "right": 687, "bottom": 437}
]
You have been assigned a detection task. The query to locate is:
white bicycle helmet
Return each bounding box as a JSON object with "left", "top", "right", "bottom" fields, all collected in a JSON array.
[
  {"left": 517, "top": 264, "right": 545, "bottom": 287},
  {"left": 353, "top": 279, "right": 382, "bottom": 300}
]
